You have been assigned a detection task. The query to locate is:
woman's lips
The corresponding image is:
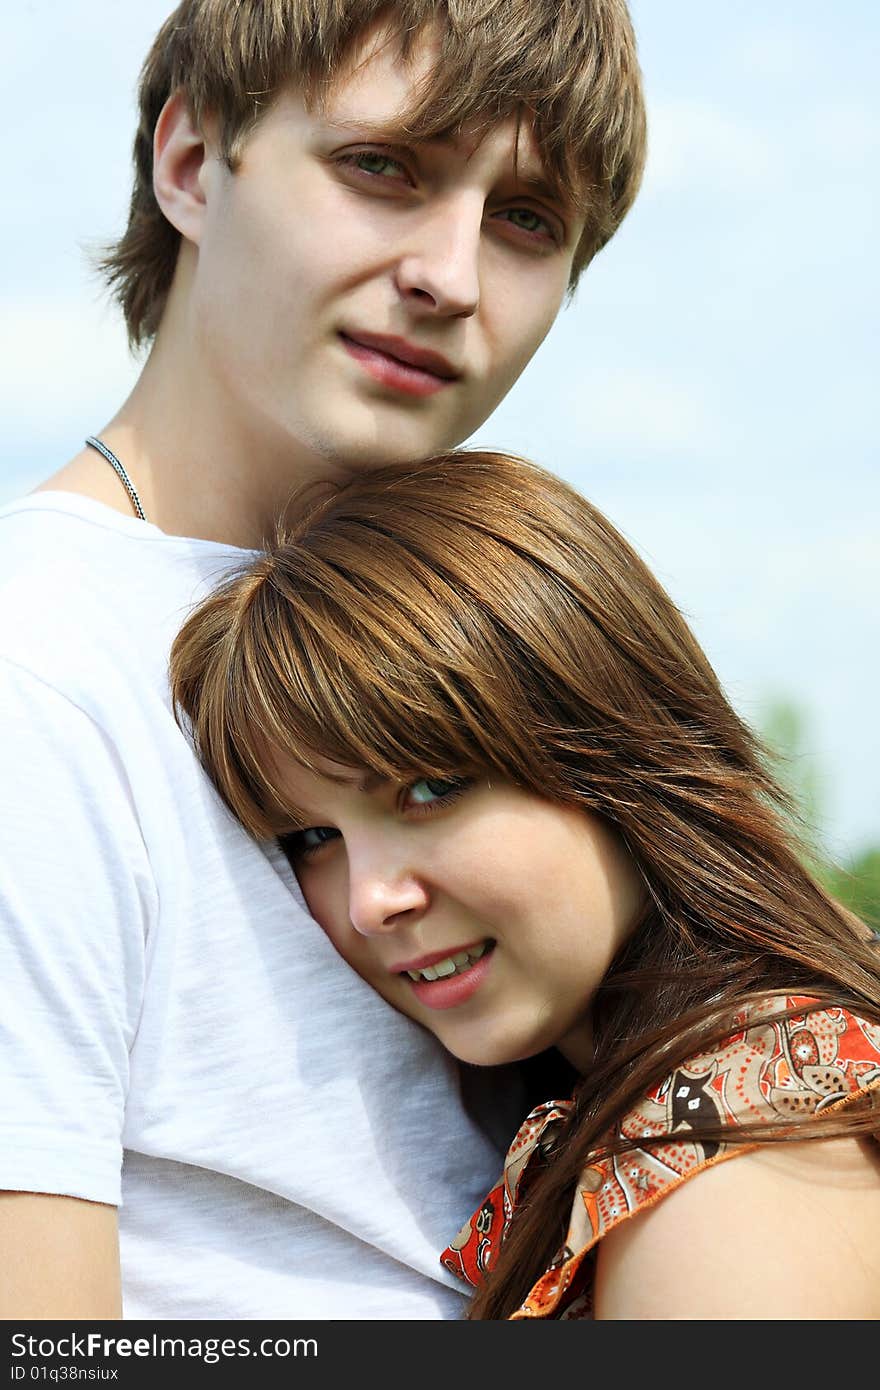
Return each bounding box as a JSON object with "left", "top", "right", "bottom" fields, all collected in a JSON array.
[
  {"left": 339, "top": 332, "right": 458, "bottom": 398},
  {"left": 405, "top": 942, "right": 495, "bottom": 1011}
]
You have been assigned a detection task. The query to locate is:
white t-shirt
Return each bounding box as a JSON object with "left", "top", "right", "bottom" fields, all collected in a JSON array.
[{"left": 0, "top": 493, "right": 517, "bottom": 1320}]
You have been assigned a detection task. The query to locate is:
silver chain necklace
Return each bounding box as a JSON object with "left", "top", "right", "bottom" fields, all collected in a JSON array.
[{"left": 84, "top": 436, "right": 148, "bottom": 522}]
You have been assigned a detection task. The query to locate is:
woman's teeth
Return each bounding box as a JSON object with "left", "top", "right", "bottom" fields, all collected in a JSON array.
[{"left": 406, "top": 941, "right": 489, "bottom": 983}]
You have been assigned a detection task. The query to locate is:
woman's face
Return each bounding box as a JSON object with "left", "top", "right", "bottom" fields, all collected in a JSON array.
[{"left": 279, "top": 762, "right": 645, "bottom": 1070}]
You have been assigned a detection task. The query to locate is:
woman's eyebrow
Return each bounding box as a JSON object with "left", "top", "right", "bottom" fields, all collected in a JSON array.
[
  {"left": 276, "top": 771, "right": 389, "bottom": 830},
  {"left": 359, "top": 770, "right": 389, "bottom": 794},
  {"left": 313, "top": 767, "right": 389, "bottom": 794},
  {"left": 331, "top": 769, "right": 388, "bottom": 794}
]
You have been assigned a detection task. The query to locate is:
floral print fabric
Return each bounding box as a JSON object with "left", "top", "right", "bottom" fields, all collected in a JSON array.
[{"left": 441, "top": 997, "right": 880, "bottom": 1318}]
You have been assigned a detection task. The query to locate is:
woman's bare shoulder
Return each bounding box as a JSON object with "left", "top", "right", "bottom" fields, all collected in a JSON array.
[{"left": 593, "top": 1134, "right": 880, "bottom": 1320}]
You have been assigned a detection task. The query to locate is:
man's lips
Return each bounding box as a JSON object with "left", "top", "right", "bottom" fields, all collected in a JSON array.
[{"left": 339, "top": 331, "right": 460, "bottom": 381}]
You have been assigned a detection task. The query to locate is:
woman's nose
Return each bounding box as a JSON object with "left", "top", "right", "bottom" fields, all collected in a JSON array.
[{"left": 346, "top": 845, "right": 430, "bottom": 937}]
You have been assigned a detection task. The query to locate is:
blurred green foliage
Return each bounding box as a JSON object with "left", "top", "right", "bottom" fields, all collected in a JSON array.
[
  {"left": 758, "top": 698, "right": 879, "bottom": 933},
  {"left": 822, "top": 850, "right": 880, "bottom": 933}
]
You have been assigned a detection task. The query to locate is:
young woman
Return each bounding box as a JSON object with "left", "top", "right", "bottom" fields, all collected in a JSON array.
[{"left": 170, "top": 451, "right": 880, "bottom": 1319}]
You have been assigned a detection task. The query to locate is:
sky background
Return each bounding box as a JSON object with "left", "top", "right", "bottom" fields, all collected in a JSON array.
[{"left": 3, "top": 2, "right": 877, "bottom": 860}]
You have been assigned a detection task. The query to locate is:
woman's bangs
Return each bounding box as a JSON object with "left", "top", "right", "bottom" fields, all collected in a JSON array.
[{"left": 253, "top": 603, "right": 491, "bottom": 803}]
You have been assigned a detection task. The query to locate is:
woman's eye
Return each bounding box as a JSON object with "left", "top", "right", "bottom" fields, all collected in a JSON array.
[
  {"left": 339, "top": 151, "right": 409, "bottom": 182},
  {"left": 285, "top": 825, "right": 341, "bottom": 859},
  {"left": 404, "top": 777, "right": 470, "bottom": 809}
]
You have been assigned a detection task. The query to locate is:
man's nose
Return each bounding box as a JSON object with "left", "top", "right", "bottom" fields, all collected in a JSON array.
[
  {"left": 395, "top": 194, "right": 482, "bottom": 318},
  {"left": 347, "top": 844, "right": 430, "bottom": 937}
]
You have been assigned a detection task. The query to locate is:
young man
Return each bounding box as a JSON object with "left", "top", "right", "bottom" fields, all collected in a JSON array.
[{"left": 0, "top": 0, "right": 645, "bottom": 1319}]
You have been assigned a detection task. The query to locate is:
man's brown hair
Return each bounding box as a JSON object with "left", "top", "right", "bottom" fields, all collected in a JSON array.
[{"left": 102, "top": 0, "right": 647, "bottom": 346}]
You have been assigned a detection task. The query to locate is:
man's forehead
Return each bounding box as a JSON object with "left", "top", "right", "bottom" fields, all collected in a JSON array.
[
  {"left": 327, "top": 13, "right": 444, "bottom": 106},
  {"left": 314, "top": 18, "right": 568, "bottom": 199}
]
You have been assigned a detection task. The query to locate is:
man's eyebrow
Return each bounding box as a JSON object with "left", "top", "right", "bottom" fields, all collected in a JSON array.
[
  {"left": 316, "top": 116, "right": 412, "bottom": 139},
  {"left": 318, "top": 119, "right": 473, "bottom": 156},
  {"left": 321, "top": 119, "right": 572, "bottom": 205},
  {"left": 513, "top": 170, "right": 572, "bottom": 207}
]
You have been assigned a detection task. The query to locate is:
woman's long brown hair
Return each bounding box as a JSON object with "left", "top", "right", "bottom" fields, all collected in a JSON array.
[{"left": 169, "top": 451, "right": 880, "bottom": 1319}]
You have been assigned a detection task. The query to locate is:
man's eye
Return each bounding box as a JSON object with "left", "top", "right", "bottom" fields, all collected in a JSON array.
[
  {"left": 404, "top": 777, "right": 470, "bottom": 809},
  {"left": 496, "top": 207, "right": 558, "bottom": 241},
  {"left": 285, "top": 825, "right": 341, "bottom": 858},
  {"left": 339, "top": 151, "right": 409, "bottom": 182}
]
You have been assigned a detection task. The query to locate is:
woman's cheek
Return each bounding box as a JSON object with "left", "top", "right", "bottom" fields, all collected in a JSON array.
[{"left": 296, "top": 863, "right": 343, "bottom": 942}]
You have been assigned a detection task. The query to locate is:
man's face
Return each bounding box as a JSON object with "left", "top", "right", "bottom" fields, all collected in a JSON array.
[{"left": 189, "top": 27, "right": 583, "bottom": 471}]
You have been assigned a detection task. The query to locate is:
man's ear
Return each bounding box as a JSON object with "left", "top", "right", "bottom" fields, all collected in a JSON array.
[{"left": 153, "top": 90, "right": 216, "bottom": 245}]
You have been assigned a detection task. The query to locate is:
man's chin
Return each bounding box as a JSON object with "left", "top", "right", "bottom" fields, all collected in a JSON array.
[{"left": 316, "top": 426, "right": 468, "bottom": 473}]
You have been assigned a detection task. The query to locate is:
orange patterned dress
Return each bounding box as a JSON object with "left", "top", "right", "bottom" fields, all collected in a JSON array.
[{"left": 441, "top": 997, "right": 880, "bottom": 1318}]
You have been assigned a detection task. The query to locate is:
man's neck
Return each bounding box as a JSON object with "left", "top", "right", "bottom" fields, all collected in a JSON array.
[{"left": 37, "top": 328, "right": 350, "bottom": 550}]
